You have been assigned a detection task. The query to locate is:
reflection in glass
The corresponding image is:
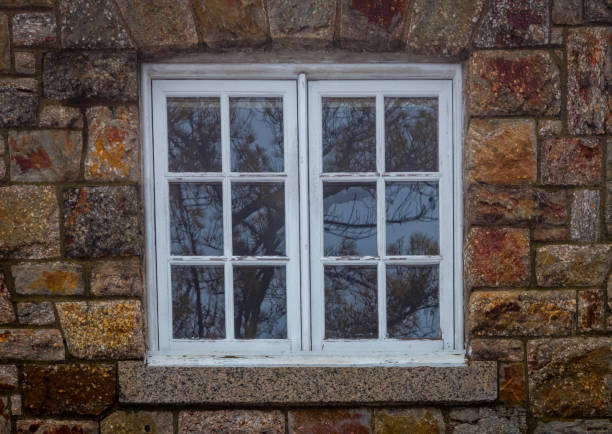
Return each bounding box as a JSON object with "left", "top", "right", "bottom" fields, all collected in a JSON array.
[
  {"left": 324, "top": 183, "right": 377, "bottom": 256},
  {"left": 386, "top": 182, "right": 439, "bottom": 255},
  {"left": 234, "top": 266, "right": 287, "bottom": 339},
  {"left": 167, "top": 98, "right": 221, "bottom": 172},
  {"left": 230, "top": 97, "right": 284, "bottom": 173},
  {"left": 232, "top": 183, "right": 285, "bottom": 256},
  {"left": 325, "top": 266, "right": 377, "bottom": 339},
  {"left": 322, "top": 97, "right": 376, "bottom": 172},
  {"left": 170, "top": 183, "right": 223, "bottom": 256},
  {"left": 172, "top": 266, "right": 224, "bottom": 339},
  {"left": 385, "top": 97, "right": 438, "bottom": 172},
  {"left": 387, "top": 265, "right": 439, "bottom": 339}
]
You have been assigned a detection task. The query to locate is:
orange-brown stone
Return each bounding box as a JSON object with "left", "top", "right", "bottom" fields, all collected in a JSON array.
[
  {"left": 289, "top": 409, "right": 370, "bottom": 434},
  {"left": 499, "top": 362, "right": 526, "bottom": 404}
]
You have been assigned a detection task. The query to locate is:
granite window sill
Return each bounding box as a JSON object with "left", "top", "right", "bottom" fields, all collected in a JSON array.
[{"left": 118, "top": 360, "right": 497, "bottom": 405}]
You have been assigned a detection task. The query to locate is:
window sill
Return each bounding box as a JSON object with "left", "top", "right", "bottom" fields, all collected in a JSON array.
[{"left": 118, "top": 359, "right": 497, "bottom": 405}]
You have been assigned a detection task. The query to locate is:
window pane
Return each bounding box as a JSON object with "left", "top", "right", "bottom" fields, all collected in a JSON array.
[
  {"left": 386, "top": 182, "right": 439, "bottom": 255},
  {"left": 387, "top": 265, "right": 439, "bottom": 339},
  {"left": 230, "top": 97, "right": 284, "bottom": 173},
  {"left": 385, "top": 97, "right": 438, "bottom": 172},
  {"left": 170, "top": 183, "right": 223, "bottom": 256},
  {"left": 167, "top": 98, "right": 221, "bottom": 172},
  {"left": 325, "top": 266, "right": 377, "bottom": 339},
  {"left": 172, "top": 265, "right": 224, "bottom": 339},
  {"left": 324, "top": 183, "right": 377, "bottom": 256},
  {"left": 233, "top": 266, "right": 287, "bottom": 339},
  {"left": 322, "top": 97, "right": 376, "bottom": 172},
  {"left": 232, "top": 183, "right": 285, "bottom": 256}
]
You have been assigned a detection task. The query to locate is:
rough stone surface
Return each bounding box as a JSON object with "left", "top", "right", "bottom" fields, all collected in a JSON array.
[
  {"left": 23, "top": 364, "right": 115, "bottom": 415},
  {"left": 14, "top": 51, "right": 36, "bottom": 74},
  {"left": 0, "top": 365, "right": 17, "bottom": 392},
  {"left": 541, "top": 138, "right": 601, "bottom": 185},
  {"left": 114, "top": 0, "right": 198, "bottom": 50},
  {"left": 39, "top": 105, "right": 83, "bottom": 128},
  {"left": 58, "top": 0, "right": 132, "bottom": 49},
  {"left": 0, "top": 0, "right": 53, "bottom": 6},
  {"left": 0, "top": 186, "right": 60, "bottom": 259},
  {"left": 193, "top": 0, "right": 268, "bottom": 48},
  {"left": 468, "top": 50, "right": 561, "bottom": 116},
  {"left": 16, "top": 420, "right": 99, "bottom": 434},
  {"left": 57, "top": 300, "right": 145, "bottom": 359},
  {"left": 180, "top": 410, "right": 285, "bottom": 434},
  {"left": 469, "top": 290, "right": 576, "bottom": 337},
  {"left": 43, "top": 52, "right": 137, "bottom": 101},
  {"left": 0, "top": 272, "right": 15, "bottom": 325},
  {"left": 466, "top": 227, "right": 530, "bottom": 288},
  {"left": 374, "top": 408, "right": 444, "bottom": 433},
  {"left": 12, "top": 262, "right": 84, "bottom": 295},
  {"left": 552, "top": 0, "right": 583, "bottom": 24},
  {"left": 91, "top": 257, "right": 143, "bottom": 297},
  {"left": 536, "top": 245, "right": 612, "bottom": 286},
  {"left": 578, "top": 289, "right": 605, "bottom": 331},
  {"left": 585, "top": 0, "right": 612, "bottom": 22},
  {"left": 289, "top": 409, "right": 370, "bottom": 433},
  {"left": 468, "top": 186, "right": 566, "bottom": 226},
  {"left": 63, "top": 186, "right": 142, "bottom": 258},
  {"left": 10, "top": 394, "right": 21, "bottom": 416},
  {"left": 499, "top": 362, "right": 525, "bottom": 404},
  {"left": 269, "top": 0, "right": 336, "bottom": 42},
  {"left": 0, "top": 136, "right": 4, "bottom": 180},
  {"left": 475, "top": 0, "right": 549, "bottom": 47},
  {"left": 528, "top": 337, "right": 612, "bottom": 417},
  {"left": 570, "top": 189, "right": 600, "bottom": 241},
  {"left": 119, "top": 361, "right": 497, "bottom": 404},
  {"left": 9, "top": 130, "right": 82, "bottom": 181},
  {"left": 537, "top": 119, "right": 563, "bottom": 137},
  {"left": 535, "top": 419, "right": 612, "bottom": 433},
  {"left": 532, "top": 227, "right": 569, "bottom": 242},
  {"left": 0, "top": 329, "right": 64, "bottom": 360},
  {"left": 469, "top": 338, "right": 523, "bottom": 362},
  {"left": 567, "top": 27, "right": 612, "bottom": 135},
  {"left": 12, "top": 13, "right": 56, "bottom": 47},
  {"left": 404, "top": 0, "right": 486, "bottom": 56},
  {"left": 101, "top": 411, "right": 173, "bottom": 434},
  {"left": 466, "top": 119, "right": 536, "bottom": 185},
  {"left": 0, "top": 78, "right": 38, "bottom": 127},
  {"left": 551, "top": 26, "right": 564, "bottom": 44},
  {"left": 339, "top": 0, "right": 408, "bottom": 49},
  {"left": 0, "top": 14, "right": 9, "bottom": 72},
  {"left": 449, "top": 407, "right": 527, "bottom": 434},
  {"left": 16, "top": 302, "right": 55, "bottom": 325},
  {"left": 85, "top": 106, "right": 139, "bottom": 181},
  {"left": 0, "top": 397, "right": 9, "bottom": 434}
]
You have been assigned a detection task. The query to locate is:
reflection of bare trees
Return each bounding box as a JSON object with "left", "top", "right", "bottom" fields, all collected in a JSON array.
[
  {"left": 385, "top": 98, "right": 438, "bottom": 172},
  {"left": 230, "top": 98, "right": 283, "bottom": 172},
  {"left": 325, "top": 266, "right": 378, "bottom": 339},
  {"left": 387, "top": 261, "right": 439, "bottom": 339},
  {"left": 167, "top": 98, "right": 221, "bottom": 172},
  {"left": 323, "top": 98, "right": 376, "bottom": 172},
  {"left": 234, "top": 267, "right": 286, "bottom": 339},
  {"left": 172, "top": 266, "right": 225, "bottom": 339}
]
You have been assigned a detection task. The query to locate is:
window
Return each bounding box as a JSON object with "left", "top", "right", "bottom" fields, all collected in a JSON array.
[{"left": 144, "top": 64, "right": 463, "bottom": 365}]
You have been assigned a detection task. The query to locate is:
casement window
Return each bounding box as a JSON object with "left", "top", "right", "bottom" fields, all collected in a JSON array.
[{"left": 144, "top": 64, "right": 464, "bottom": 365}]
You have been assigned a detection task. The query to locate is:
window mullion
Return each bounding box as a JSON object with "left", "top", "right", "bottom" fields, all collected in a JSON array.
[
  {"left": 221, "top": 93, "right": 234, "bottom": 341},
  {"left": 376, "top": 93, "right": 386, "bottom": 341}
]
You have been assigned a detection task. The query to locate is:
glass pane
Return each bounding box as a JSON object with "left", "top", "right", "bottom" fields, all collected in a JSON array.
[
  {"left": 385, "top": 97, "right": 438, "bottom": 172},
  {"left": 170, "top": 183, "right": 223, "bottom": 256},
  {"left": 233, "top": 266, "right": 287, "bottom": 339},
  {"left": 387, "top": 265, "right": 440, "bottom": 339},
  {"left": 325, "top": 266, "right": 377, "bottom": 339},
  {"left": 232, "top": 183, "right": 285, "bottom": 256},
  {"left": 167, "top": 98, "right": 221, "bottom": 172},
  {"left": 230, "top": 97, "right": 284, "bottom": 172},
  {"left": 172, "top": 266, "right": 224, "bottom": 339},
  {"left": 324, "top": 183, "right": 377, "bottom": 256},
  {"left": 322, "top": 97, "right": 376, "bottom": 172},
  {"left": 386, "top": 182, "right": 439, "bottom": 255}
]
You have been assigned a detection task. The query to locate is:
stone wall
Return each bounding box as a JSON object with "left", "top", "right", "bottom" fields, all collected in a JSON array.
[{"left": 0, "top": 0, "right": 610, "bottom": 433}]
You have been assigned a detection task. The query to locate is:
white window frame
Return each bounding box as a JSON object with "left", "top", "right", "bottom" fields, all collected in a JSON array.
[{"left": 142, "top": 63, "right": 465, "bottom": 366}]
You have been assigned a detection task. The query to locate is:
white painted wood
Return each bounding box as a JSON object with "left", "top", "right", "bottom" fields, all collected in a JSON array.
[{"left": 143, "top": 64, "right": 464, "bottom": 362}]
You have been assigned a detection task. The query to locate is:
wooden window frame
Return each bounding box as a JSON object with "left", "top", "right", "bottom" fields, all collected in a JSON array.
[{"left": 142, "top": 63, "right": 465, "bottom": 366}]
